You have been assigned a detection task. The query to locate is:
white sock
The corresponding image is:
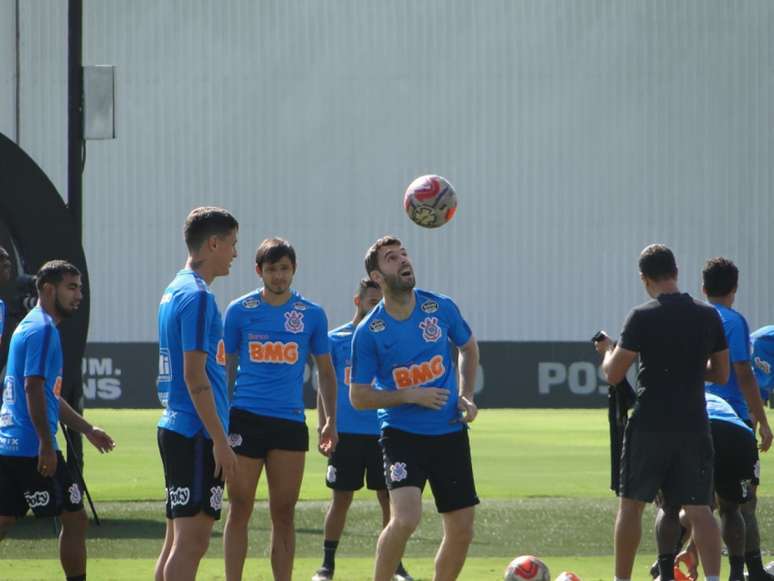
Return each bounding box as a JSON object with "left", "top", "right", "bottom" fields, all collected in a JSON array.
[
  {"left": 614, "top": 578, "right": 631, "bottom": 581},
  {"left": 706, "top": 577, "right": 720, "bottom": 581}
]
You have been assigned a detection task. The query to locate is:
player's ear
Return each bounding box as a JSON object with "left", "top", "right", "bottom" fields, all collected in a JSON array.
[
  {"left": 353, "top": 295, "right": 361, "bottom": 307},
  {"left": 368, "top": 270, "right": 381, "bottom": 285},
  {"left": 255, "top": 263, "right": 262, "bottom": 277}
]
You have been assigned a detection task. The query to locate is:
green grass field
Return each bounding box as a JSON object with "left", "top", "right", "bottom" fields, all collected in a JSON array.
[{"left": 2, "top": 409, "right": 773, "bottom": 580}]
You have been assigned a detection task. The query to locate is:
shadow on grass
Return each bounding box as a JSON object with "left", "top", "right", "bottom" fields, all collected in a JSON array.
[{"left": 8, "top": 517, "right": 224, "bottom": 540}]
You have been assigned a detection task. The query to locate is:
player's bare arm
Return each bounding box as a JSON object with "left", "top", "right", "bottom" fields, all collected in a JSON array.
[
  {"left": 734, "top": 361, "right": 773, "bottom": 451},
  {"left": 350, "top": 381, "right": 448, "bottom": 411},
  {"left": 24, "top": 375, "right": 56, "bottom": 477},
  {"left": 183, "top": 350, "right": 237, "bottom": 481},
  {"left": 457, "top": 336, "right": 479, "bottom": 423},
  {"left": 315, "top": 353, "right": 338, "bottom": 455},
  {"left": 598, "top": 337, "right": 637, "bottom": 386},
  {"left": 704, "top": 348, "right": 730, "bottom": 384},
  {"left": 59, "top": 398, "right": 116, "bottom": 453}
]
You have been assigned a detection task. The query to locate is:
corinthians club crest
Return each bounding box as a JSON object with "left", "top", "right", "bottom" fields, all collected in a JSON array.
[
  {"left": 284, "top": 310, "right": 304, "bottom": 334},
  {"left": 419, "top": 317, "right": 442, "bottom": 343}
]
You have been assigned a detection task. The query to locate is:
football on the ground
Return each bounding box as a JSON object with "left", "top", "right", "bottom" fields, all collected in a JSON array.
[
  {"left": 555, "top": 572, "right": 582, "bottom": 581},
  {"left": 504, "top": 555, "right": 550, "bottom": 581},
  {"left": 403, "top": 174, "right": 458, "bottom": 228}
]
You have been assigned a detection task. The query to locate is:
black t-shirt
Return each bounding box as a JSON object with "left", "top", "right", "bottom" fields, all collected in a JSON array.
[{"left": 619, "top": 293, "right": 727, "bottom": 432}]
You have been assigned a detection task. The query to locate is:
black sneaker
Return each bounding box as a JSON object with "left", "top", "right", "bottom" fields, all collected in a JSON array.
[{"left": 649, "top": 560, "right": 660, "bottom": 579}]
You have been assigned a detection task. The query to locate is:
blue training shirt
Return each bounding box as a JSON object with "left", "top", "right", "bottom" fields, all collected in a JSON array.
[
  {"left": 329, "top": 322, "right": 379, "bottom": 436},
  {"left": 351, "top": 289, "right": 472, "bottom": 436},
  {"left": 751, "top": 325, "right": 774, "bottom": 402},
  {"left": 706, "top": 392, "right": 753, "bottom": 434},
  {"left": 0, "top": 306, "right": 63, "bottom": 456},
  {"left": 224, "top": 289, "right": 329, "bottom": 423},
  {"left": 705, "top": 304, "right": 751, "bottom": 420},
  {"left": 156, "top": 269, "right": 229, "bottom": 438}
]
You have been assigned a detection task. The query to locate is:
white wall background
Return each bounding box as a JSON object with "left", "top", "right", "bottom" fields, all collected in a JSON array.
[{"left": 1, "top": 0, "right": 772, "bottom": 342}]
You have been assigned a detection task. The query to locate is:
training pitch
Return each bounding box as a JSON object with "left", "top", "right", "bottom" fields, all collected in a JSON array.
[{"left": 2, "top": 409, "right": 773, "bottom": 580}]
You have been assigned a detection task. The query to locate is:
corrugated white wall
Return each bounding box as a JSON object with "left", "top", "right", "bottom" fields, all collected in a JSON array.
[{"left": 4, "top": 1, "right": 774, "bottom": 341}]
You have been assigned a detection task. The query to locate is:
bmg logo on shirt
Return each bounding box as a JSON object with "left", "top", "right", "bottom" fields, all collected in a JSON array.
[
  {"left": 248, "top": 341, "right": 299, "bottom": 364},
  {"left": 392, "top": 355, "right": 445, "bottom": 389}
]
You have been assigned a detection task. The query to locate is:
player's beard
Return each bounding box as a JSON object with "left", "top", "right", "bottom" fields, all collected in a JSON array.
[
  {"left": 382, "top": 271, "right": 415, "bottom": 293},
  {"left": 54, "top": 295, "right": 77, "bottom": 319}
]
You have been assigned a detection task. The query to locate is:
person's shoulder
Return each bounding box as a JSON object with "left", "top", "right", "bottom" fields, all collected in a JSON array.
[
  {"left": 354, "top": 304, "right": 387, "bottom": 338},
  {"left": 290, "top": 292, "right": 326, "bottom": 317},
  {"left": 628, "top": 298, "right": 659, "bottom": 315},
  {"left": 226, "top": 290, "right": 261, "bottom": 314},
  {"left": 415, "top": 288, "right": 458, "bottom": 314},
  {"left": 329, "top": 321, "right": 354, "bottom": 338},
  {"left": 19, "top": 308, "right": 56, "bottom": 340}
]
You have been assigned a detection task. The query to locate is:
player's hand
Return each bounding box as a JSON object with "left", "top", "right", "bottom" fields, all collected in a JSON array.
[
  {"left": 455, "top": 396, "right": 478, "bottom": 424},
  {"left": 405, "top": 387, "right": 448, "bottom": 410},
  {"left": 593, "top": 332, "right": 613, "bottom": 354},
  {"left": 758, "top": 421, "right": 773, "bottom": 452},
  {"left": 213, "top": 439, "right": 237, "bottom": 482},
  {"left": 37, "top": 443, "right": 57, "bottom": 478},
  {"left": 85, "top": 426, "right": 116, "bottom": 453},
  {"left": 675, "top": 547, "right": 698, "bottom": 581},
  {"left": 318, "top": 418, "right": 338, "bottom": 456}
]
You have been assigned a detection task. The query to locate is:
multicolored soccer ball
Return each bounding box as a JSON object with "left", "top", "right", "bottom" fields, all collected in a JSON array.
[
  {"left": 504, "top": 555, "right": 550, "bottom": 581},
  {"left": 554, "top": 572, "right": 582, "bottom": 581},
  {"left": 403, "top": 174, "right": 458, "bottom": 229}
]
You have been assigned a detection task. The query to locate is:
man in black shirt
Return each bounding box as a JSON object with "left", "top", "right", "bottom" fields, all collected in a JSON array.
[{"left": 594, "top": 244, "right": 729, "bottom": 581}]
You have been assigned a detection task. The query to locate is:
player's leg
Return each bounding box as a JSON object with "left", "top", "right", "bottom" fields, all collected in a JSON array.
[
  {"left": 265, "top": 448, "right": 305, "bottom": 581},
  {"left": 427, "top": 430, "right": 478, "bottom": 581},
  {"left": 164, "top": 512, "right": 215, "bottom": 581},
  {"left": 669, "top": 431, "right": 719, "bottom": 578},
  {"left": 654, "top": 504, "right": 682, "bottom": 581},
  {"left": 615, "top": 497, "right": 646, "bottom": 579},
  {"left": 376, "top": 488, "right": 390, "bottom": 527},
  {"left": 314, "top": 433, "right": 361, "bottom": 580},
  {"left": 224, "top": 408, "right": 271, "bottom": 581},
  {"left": 374, "top": 486, "right": 423, "bottom": 581},
  {"left": 58, "top": 508, "right": 88, "bottom": 579},
  {"left": 617, "top": 429, "right": 671, "bottom": 580},
  {"left": 154, "top": 519, "right": 174, "bottom": 581},
  {"left": 434, "top": 506, "right": 475, "bottom": 581},
  {"left": 717, "top": 497, "right": 746, "bottom": 580},
  {"left": 313, "top": 489, "right": 354, "bottom": 580},
  {"left": 683, "top": 505, "right": 721, "bottom": 578},
  {"left": 224, "top": 455, "right": 264, "bottom": 581}
]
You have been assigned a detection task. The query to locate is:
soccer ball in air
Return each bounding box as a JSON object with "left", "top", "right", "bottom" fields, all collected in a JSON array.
[
  {"left": 504, "top": 555, "right": 550, "bottom": 581},
  {"left": 555, "top": 573, "right": 582, "bottom": 581},
  {"left": 403, "top": 174, "right": 458, "bottom": 228}
]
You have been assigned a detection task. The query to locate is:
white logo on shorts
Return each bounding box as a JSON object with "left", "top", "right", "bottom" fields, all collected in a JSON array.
[
  {"left": 68, "top": 483, "right": 82, "bottom": 505},
  {"left": 741, "top": 478, "right": 752, "bottom": 500},
  {"left": 210, "top": 485, "right": 224, "bottom": 510},
  {"left": 168, "top": 486, "right": 190, "bottom": 508},
  {"left": 754, "top": 460, "right": 761, "bottom": 480},
  {"left": 389, "top": 462, "right": 408, "bottom": 483},
  {"left": 24, "top": 490, "right": 50, "bottom": 508},
  {"left": 228, "top": 433, "right": 243, "bottom": 447},
  {"left": 326, "top": 466, "right": 337, "bottom": 483}
]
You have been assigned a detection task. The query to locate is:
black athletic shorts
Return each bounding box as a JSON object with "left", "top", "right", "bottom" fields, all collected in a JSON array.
[
  {"left": 157, "top": 428, "right": 224, "bottom": 520},
  {"left": 711, "top": 420, "right": 757, "bottom": 503},
  {"left": 379, "top": 427, "right": 479, "bottom": 513},
  {"left": 743, "top": 419, "right": 761, "bottom": 486},
  {"left": 228, "top": 408, "right": 309, "bottom": 459},
  {"left": 326, "top": 433, "right": 385, "bottom": 491},
  {"left": 0, "top": 451, "right": 84, "bottom": 518},
  {"left": 619, "top": 425, "right": 714, "bottom": 506}
]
